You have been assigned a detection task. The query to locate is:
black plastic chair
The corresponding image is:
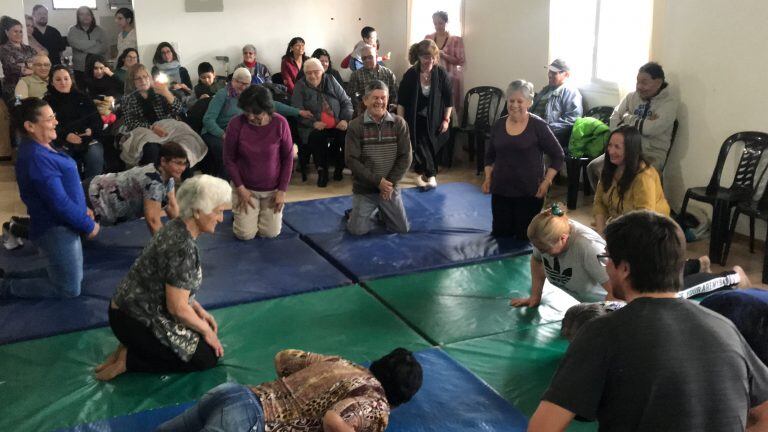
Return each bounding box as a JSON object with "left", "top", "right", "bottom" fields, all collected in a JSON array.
[
  {"left": 679, "top": 132, "right": 768, "bottom": 265},
  {"left": 565, "top": 105, "right": 613, "bottom": 209},
  {"left": 456, "top": 86, "right": 504, "bottom": 174},
  {"left": 723, "top": 182, "right": 768, "bottom": 283}
]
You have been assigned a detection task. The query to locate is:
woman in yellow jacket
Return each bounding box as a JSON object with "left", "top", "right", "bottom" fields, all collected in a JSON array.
[{"left": 593, "top": 125, "right": 670, "bottom": 235}]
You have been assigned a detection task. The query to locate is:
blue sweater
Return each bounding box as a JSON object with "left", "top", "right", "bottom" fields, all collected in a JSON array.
[{"left": 16, "top": 137, "right": 95, "bottom": 239}]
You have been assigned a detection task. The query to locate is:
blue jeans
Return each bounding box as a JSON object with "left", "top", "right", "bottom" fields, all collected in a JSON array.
[
  {"left": 68, "top": 141, "right": 104, "bottom": 179},
  {"left": 1, "top": 226, "right": 83, "bottom": 298},
  {"left": 157, "top": 383, "right": 265, "bottom": 432}
]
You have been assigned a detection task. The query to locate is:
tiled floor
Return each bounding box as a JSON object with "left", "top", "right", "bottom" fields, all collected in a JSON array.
[{"left": 2, "top": 147, "right": 765, "bottom": 288}]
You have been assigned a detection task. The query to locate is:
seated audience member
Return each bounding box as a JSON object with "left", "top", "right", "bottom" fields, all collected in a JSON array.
[
  {"left": 114, "top": 8, "right": 136, "bottom": 58},
  {"left": 348, "top": 45, "right": 398, "bottom": 114},
  {"left": 297, "top": 48, "right": 344, "bottom": 87},
  {"left": 280, "top": 37, "right": 308, "bottom": 95},
  {"left": 1, "top": 15, "right": 37, "bottom": 160},
  {"left": 202, "top": 67, "right": 310, "bottom": 178},
  {"left": 31, "top": 5, "right": 66, "bottom": 66},
  {"left": 68, "top": 6, "right": 109, "bottom": 88},
  {"left": 151, "top": 42, "right": 193, "bottom": 95},
  {"left": 24, "top": 15, "right": 46, "bottom": 55},
  {"left": 14, "top": 53, "right": 50, "bottom": 98},
  {"left": 593, "top": 125, "right": 669, "bottom": 235},
  {"left": 1, "top": 98, "right": 99, "bottom": 299},
  {"left": 94, "top": 175, "right": 231, "bottom": 381},
  {"left": 292, "top": 58, "right": 354, "bottom": 187},
  {"left": 347, "top": 26, "right": 390, "bottom": 71},
  {"left": 346, "top": 80, "right": 412, "bottom": 236},
  {"left": 587, "top": 62, "right": 679, "bottom": 187},
  {"left": 225, "top": 86, "right": 292, "bottom": 240},
  {"left": 481, "top": 80, "right": 563, "bottom": 240},
  {"left": 85, "top": 141, "right": 184, "bottom": 236},
  {"left": 83, "top": 54, "right": 123, "bottom": 99},
  {"left": 120, "top": 64, "right": 206, "bottom": 169},
  {"left": 157, "top": 348, "right": 423, "bottom": 431},
  {"left": 511, "top": 204, "right": 610, "bottom": 307},
  {"left": 528, "top": 210, "right": 768, "bottom": 431},
  {"left": 45, "top": 65, "right": 104, "bottom": 179},
  {"left": 193, "top": 61, "right": 225, "bottom": 99},
  {"left": 529, "top": 59, "right": 582, "bottom": 148},
  {"left": 114, "top": 48, "right": 139, "bottom": 88},
  {"left": 236, "top": 44, "right": 271, "bottom": 84}
]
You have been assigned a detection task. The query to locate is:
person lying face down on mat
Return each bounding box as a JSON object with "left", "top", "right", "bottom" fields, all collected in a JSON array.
[
  {"left": 84, "top": 141, "right": 187, "bottom": 236},
  {"left": 510, "top": 203, "right": 613, "bottom": 308},
  {"left": 156, "top": 347, "right": 423, "bottom": 432},
  {"left": 528, "top": 210, "right": 768, "bottom": 431},
  {"left": 94, "top": 175, "right": 231, "bottom": 381}
]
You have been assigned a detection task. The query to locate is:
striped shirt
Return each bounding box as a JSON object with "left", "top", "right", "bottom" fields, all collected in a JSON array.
[{"left": 345, "top": 111, "right": 412, "bottom": 194}]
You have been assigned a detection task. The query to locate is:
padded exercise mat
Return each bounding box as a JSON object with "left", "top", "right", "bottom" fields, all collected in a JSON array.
[
  {"left": 283, "top": 183, "right": 531, "bottom": 280},
  {"left": 60, "top": 348, "right": 528, "bottom": 432},
  {"left": 0, "top": 285, "right": 430, "bottom": 432},
  {"left": 445, "top": 323, "right": 597, "bottom": 431},
  {"left": 368, "top": 256, "right": 580, "bottom": 344}
]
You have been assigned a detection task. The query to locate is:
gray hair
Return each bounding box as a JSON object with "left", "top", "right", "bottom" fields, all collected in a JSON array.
[
  {"left": 506, "top": 79, "right": 535, "bottom": 101},
  {"left": 176, "top": 175, "right": 232, "bottom": 219},
  {"left": 364, "top": 80, "right": 389, "bottom": 98},
  {"left": 232, "top": 67, "right": 252, "bottom": 83},
  {"left": 242, "top": 44, "right": 257, "bottom": 55},
  {"left": 303, "top": 57, "right": 323, "bottom": 73}
]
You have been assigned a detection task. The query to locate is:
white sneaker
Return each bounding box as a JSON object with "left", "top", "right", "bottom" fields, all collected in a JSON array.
[
  {"left": 415, "top": 175, "right": 428, "bottom": 188},
  {"left": 427, "top": 176, "right": 438, "bottom": 188},
  {"left": 2, "top": 223, "right": 23, "bottom": 250}
]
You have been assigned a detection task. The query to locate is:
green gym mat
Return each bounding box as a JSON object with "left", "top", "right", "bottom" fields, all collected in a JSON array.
[
  {"left": 367, "top": 256, "right": 580, "bottom": 345},
  {"left": 444, "top": 323, "right": 597, "bottom": 432},
  {"left": 0, "top": 285, "right": 431, "bottom": 432}
]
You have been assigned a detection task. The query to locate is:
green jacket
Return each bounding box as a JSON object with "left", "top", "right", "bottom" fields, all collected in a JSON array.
[{"left": 568, "top": 116, "right": 610, "bottom": 158}]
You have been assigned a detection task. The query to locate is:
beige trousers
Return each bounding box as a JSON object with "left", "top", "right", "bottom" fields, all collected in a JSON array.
[{"left": 231, "top": 188, "right": 283, "bottom": 240}]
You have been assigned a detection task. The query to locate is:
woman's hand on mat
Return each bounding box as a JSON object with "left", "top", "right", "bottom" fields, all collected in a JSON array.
[
  {"left": 203, "top": 330, "right": 224, "bottom": 357},
  {"left": 299, "top": 110, "right": 313, "bottom": 119},
  {"left": 66, "top": 133, "right": 83, "bottom": 145},
  {"left": 273, "top": 191, "right": 286, "bottom": 213},
  {"left": 336, "top": 120, "right": 348, "bottom": 131},
  {"left": 236, "top": 186, "right": 255, "bottom": 214},
  {"left": 313, "top": 121, "right": 327, "bottom": 131},
  {"left": 87, "top": 223, "right": 100, "bottom": 240},
  {"left": 202, "top": 310, "right": 218, "bottom": 333},
  {"left": 510, "top": 296, "right": 540, "bottom": 308},
  {"left": 481, "top": 178, "right": 491, "bottom": 194}
]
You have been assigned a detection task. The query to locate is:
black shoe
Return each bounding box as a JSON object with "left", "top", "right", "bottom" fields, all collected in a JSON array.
[
  {"left": 9, "top": 221, "right": 28, "bottom": 239},
  {"left": 333, "top": 168, "right": 343, "bottom": 181},
  {"left": 11, "top": 216, "right": 30, "bottom": 226},
  {"left": 317, "top": 170, "right": 328, "bottom": 187}
]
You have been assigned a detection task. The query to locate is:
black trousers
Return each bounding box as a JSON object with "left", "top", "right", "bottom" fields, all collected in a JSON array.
[
  {"left": 307, "top": 128, "right": 346, "bottom": 172},
  {"left": 491, "top": 194, "right": 544, "bottom": 240},
  {"left": 108, "top": 306, "right": 218, "bottom": 374},
  {"left": 413, "top": 117, "right": 437, "bottom": 177}
]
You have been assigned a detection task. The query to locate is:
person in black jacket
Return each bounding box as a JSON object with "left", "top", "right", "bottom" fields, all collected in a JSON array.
[
  {"left": 397, "top": 39, "right": 452, "bottom": 190},
  {"left": 83, "top": 54, "right": 123, "bottom": 99},
  {"left": 45, "top": 65, "right": 104, "bottom": 179}
]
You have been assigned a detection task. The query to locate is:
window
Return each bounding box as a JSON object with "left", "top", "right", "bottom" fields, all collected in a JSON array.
[
  {"left": 549, "top": 0, "right": 654, "bottom": 91},
  {"left": 53, "top": 0, "right": 97, "bottom": 9},
  {"left": 408, "top": 0, "right": 463, "bottom": 46}
]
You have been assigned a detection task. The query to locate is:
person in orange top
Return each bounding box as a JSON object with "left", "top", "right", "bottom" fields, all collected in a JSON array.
[{"left": 593, "top": 125, "right": 670, "bottom": 235}]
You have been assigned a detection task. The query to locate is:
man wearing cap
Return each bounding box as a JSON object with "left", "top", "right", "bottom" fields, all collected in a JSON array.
[{"left": 529, "top": 58, "right": 583, "bottom": 148}]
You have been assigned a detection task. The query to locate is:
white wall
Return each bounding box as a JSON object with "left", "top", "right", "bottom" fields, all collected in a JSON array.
[
  {"left": 133, "top": 0, "right": 407, "bottom": 83},
  {"left": 23, "top": 0, "right": 123, "bottom": 59},
  {"left": 653, "top": 0, "right": 768, "bottom": 237},
  {"left": 463, "top": 0, "right": 550, "bottom": 93}
]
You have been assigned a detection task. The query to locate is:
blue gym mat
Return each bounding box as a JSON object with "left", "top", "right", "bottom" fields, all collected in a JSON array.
[
  {"left": 282, "top": 182, "right": 532, "bottom": 281},
  {"left": 0, "top": 215, "right": 350, "bottom": 345},
  {"left": 59, "top": 348, "right": 528, "bottom": 432}
]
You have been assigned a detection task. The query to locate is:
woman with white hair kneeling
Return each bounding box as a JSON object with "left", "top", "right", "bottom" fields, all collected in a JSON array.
[{"left": 95, "top": 175, "right": 231, "bottom": 381}]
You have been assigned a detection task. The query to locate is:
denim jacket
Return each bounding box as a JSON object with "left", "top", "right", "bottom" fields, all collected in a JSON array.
[{"left": 536, "top": 83, "right": 583, "bottom": 134}]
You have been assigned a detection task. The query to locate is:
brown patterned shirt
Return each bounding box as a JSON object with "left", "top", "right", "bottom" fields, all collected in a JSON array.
[{"left": 251, "top": 350, "right": 390, "bottom": 432}]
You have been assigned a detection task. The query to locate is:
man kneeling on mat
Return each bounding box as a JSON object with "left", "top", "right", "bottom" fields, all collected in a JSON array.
[
  {"left": 529, "top": 210, "right": 768, "bottom": 431},
  {"left": 345, "top": 80, "right": 412, "bottom": 236},
  {"left": 84, "top": 141, "right": 186, "bottom": 235},
  {"left": 156, "top": 347, "right": 423, "bottom": 432}
]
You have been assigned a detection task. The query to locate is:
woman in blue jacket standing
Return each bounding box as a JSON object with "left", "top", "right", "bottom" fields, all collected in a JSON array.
[{"left": 1, "top": 97, "right": 100, "bottom": 298}]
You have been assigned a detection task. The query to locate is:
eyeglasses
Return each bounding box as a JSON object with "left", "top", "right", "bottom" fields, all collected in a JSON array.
[
  {"left": 361, "top": 55, "right": 374, "bottom": 60},
  {"left": 596, "top": 253, "right": 611, "bottom": 266},
  {"left": 33, "top": 63, "right": 51, "bottom": 67}
]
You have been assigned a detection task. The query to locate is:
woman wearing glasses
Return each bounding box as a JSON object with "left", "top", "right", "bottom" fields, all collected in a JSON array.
[{"left": 510, "top": 203, "right": 611, "bottom": 308}]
